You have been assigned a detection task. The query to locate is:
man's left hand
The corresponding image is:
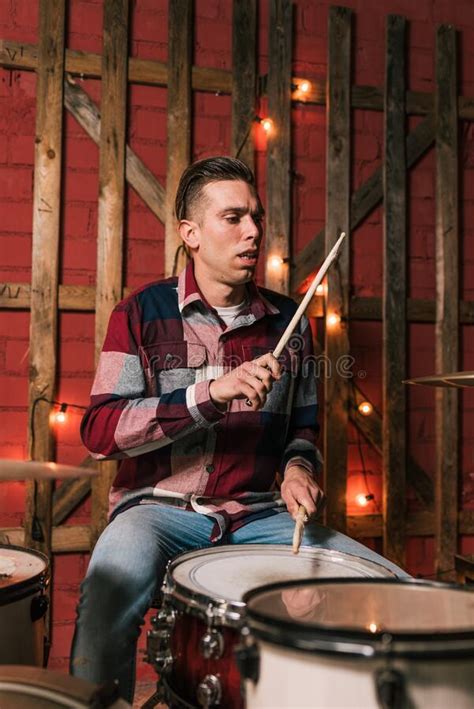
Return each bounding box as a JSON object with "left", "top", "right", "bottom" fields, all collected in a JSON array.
[{"left": 281, "top": 465, "right": 325, "bottom": 520}]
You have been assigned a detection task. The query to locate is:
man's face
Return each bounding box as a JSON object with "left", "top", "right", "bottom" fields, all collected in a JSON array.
[{"left": 189, "top": 179, "right": 264, "bottom": 288}]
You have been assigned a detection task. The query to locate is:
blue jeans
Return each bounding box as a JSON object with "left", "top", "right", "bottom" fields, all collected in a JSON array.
[{"left": 70, "top": 503, "right": 408, "bottom": 702}]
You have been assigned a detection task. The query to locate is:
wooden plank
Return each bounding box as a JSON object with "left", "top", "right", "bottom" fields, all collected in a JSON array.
[
  {"left": 5, "top": 509, "right": 474, "bottom": 550},
  {"left": 92, "top": 0, "right": 129, "bottom": 547},
  {"left": 292, "top": 114, "right": 435, "bottom": 291},
  {"left": 349, "top": 382, "right": 434, "bottom": 508},
  {"left": 0, "top": 39, "right": 230, "bottom": 93},
  {"left": 64, "top": 78, "right": 165, "bottom": 222},
  {"left": 265, "top": 0, "right": 293, "bottom": 295},
  {"left": 24, "top": 0, "right": 66, "bottom": 556},
  {"left": 435, "top": 25, "right": 459, "bottom": 580},
  {"left": 231, "top": 0, "right": 256, "bottom": 170},
  {"left": 382, "top": 15, "right": 407, "bottom": 567},
  {"left": 4, "top": 283, "right": 474, "bottom": 331},
  {"left": 3, "top": 38, "right": 474, "bottom": 120},
  {"left": 165, "top": 0, "right": 192, "bottom": 278},
  {"left": 324, "top": 6, "right": 352, "bottom": 533}
]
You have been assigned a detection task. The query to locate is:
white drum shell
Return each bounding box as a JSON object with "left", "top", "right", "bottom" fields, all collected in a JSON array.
[
  {"left": 245, "top": 641, "right": 474, "bottom": 708},
  {"left": 0, "top": 546, "right": 49, "bottom": 666}
]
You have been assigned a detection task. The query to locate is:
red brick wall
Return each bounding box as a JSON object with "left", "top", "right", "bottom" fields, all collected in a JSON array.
[{"left": 1, "top": 0, "right": 474, "bottom": 679}]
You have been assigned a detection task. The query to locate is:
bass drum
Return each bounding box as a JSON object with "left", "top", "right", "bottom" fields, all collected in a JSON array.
[
  {"left": 241, "top": 578, "right": 474, "bottom": 708},
  {"left": 0, "top": 545, "right": 49, "bottom": 666},
  {"left": 0, "top": 665, "right": 130, "bottom": 708},
  {"left": 148, "top": 544, "right": 395, "bottom": 708}
]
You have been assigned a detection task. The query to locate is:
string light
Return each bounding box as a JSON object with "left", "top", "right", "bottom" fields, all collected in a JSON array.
[
  {"left": 316, "top": 282, "right": 327, "bottom": 296},
  {"left": 268, "top": 255, "right": 284, "bottom": 270},
  {"left": 358, "top": 401, "right": 373, "bottom": 416},
  {"left": 54, "top": 402, "right": 68, "bottom": 424},
  {"left": 356, "top": 493, "right": 374, "bottom": 507},
  {"left": 326, "top": 312, "right": 341, "bottom": 328},
  {"left": 368, "top": 622, "right": 378, "bottom": 633},
  {"left": 260, "top": 117, "right": 274, "bottom": 134},
  {"left": 299, "top": 80, "right": 311, "bottom": 94}
]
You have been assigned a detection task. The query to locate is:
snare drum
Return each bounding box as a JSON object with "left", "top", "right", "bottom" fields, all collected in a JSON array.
[
  {"left": 147, "top": 544, "right": 395, "bottom": 708},
  {"left": 241, "top": 578, "right": 474, "bottom": 708},
  {"left": 0, "top": 545, "right": 49, "bottom": 666},
  {"left": 0, "top": 665, "right": 130, "bottom": 707}
]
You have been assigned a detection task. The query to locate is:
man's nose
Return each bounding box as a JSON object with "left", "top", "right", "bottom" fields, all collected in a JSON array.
[{"left": 243, "top": 214, "right": 261, "bottom": 237}]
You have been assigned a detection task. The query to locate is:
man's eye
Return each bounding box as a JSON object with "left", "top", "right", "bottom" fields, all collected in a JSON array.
[{"left": 225, "top": 216, "right": 240, "bottom": 224}]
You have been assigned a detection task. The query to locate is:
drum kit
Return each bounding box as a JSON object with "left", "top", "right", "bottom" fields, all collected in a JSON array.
[
  {"left": 1, "top": 367, "right": 474, "bottom": 708},
  {"left": 141, "top": 369, "right": 474, "bottom": 708},
  {"left": 0, "top": 459, "right": 129, "bottom": 707}
]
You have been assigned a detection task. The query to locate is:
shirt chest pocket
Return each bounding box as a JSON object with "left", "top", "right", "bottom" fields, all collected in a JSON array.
[
  {"left": 242, "top": 345, "right": 296, "bottom": 414},
  {"left": 139, "top": 341, "right": 207, "bottom": 396}
]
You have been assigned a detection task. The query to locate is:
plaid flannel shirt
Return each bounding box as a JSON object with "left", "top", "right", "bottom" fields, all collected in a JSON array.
[{"left": 81, "top": 262, "right": 322, "bottom": 541}]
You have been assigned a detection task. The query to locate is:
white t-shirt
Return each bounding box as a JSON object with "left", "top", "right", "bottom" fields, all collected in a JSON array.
[{"left": 214, "top": 300, "right": 247, "bottom": 327}]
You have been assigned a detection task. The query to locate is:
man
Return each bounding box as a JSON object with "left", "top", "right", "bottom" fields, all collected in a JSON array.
[{"left": 70, "top": 156, "right": 405, "bottom": 701}]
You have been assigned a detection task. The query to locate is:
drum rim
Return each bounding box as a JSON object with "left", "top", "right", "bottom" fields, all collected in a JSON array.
[
  {"left": 163, "top": 544, "right": 395, "bottom": 625},
  {"left": 243, "top": 577, "right": 474, "bottom": 659},
  {"left": 0, "top": 544, "right": 49, "bottom": 605}
]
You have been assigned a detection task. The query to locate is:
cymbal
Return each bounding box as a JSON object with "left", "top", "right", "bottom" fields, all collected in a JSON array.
[
  {"left": 404, "top": 371, "right": 474, "bottom": 388},
  {"left": 0, "top": 459, "right": 98, "bottom": 481}
]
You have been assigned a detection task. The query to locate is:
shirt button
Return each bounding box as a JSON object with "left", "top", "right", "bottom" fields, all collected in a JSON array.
[{"left": 205, "top": 464, "right": 215, "bottom": 474}]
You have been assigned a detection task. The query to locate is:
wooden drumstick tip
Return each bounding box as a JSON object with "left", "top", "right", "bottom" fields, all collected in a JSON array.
[{"left": 292, "top": 505, "right": 307, "bottom": 554}]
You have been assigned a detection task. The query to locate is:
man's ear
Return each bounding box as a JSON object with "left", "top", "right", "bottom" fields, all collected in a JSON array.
[{"left": 178, "top": 219, "right": 200, "bottom": 250}]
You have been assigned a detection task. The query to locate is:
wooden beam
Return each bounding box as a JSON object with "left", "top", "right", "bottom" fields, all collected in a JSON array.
[
  {"left": 4, "top": 284, "right": 474, "bottom": 331},
  {"left": 324, "top": 6, "right": 352, "bottom": 533},
  {"left": 435, "top": 25, "right": 459, "bottom": 580},
  {"left": 0, "top": 39, "right": 231, "bottom": 94},
  {"left": 165, "top": 0, "right": 192, "bottom": 278},
  {"left": 2, "top": 38, "right": 474, "bottom": 120},
  {"left": 4, "top": 509, "right": 474, "bottom": 552},
  {"left": 292, "top": 114, "right": 435, "bottom": 291},
  {"left": 382, "top": 15, "right": 407, "bottom": 567},
  {"left": 24, "top": 0, "right": 66, "bottom": 556},
  {"left": 231, "top": 0, "right": 256, "bottom": 170},
  {"left": 92, "top": 0, "right": 129, "bottom": 547},
  {"left": 265, "top": 0, "right": 293, "bottom": 294},
  {"left": 349, "top": 382, "right": 434, "bottom": 508},
  {"left": 64, "top": 78, "right": 165, "bottom": 222}
]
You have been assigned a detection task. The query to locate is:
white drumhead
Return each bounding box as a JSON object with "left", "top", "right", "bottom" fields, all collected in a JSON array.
[
  {"left": 170, "top": 545, "right": 394, "bottom": 604},
  {"left": 0, "top": 547, "right": 47, "bottom": 591}
]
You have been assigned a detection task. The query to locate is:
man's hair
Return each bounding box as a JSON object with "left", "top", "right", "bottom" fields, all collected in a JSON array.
[{"left": 175, "top": 156, "right": 256, "bottom": 221}]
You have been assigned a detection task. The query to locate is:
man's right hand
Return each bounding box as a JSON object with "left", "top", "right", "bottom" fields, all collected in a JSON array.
[{"left": 209, "top": 353, "right": 281, "bottom": 411}]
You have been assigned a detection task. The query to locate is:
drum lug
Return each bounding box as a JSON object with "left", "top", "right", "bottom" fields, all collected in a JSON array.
[
  {"left": 375, "top": 668, "right": 406, "bottom": 709},
  {"left": 235, "top": 629, "right": 260, "bottom": 683},
  {"left": 30, "top": 595, "right": 49, "bottom": 622},
  {"left": 146, "top": 607, "right": 176, "bottom": 675},
  {"left": 199, "top": 629, "right": 224, "bottom": 660},
  {"left": 196, "top": 674, "right": 222, "bottom": 708}
]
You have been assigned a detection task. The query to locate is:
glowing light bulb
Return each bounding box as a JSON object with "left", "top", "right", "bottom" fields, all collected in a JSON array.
[
  {"left": 268, "top": 255, "right": 284, "bottom": 271},
  {"left": 358, "top": 401, "right": 373, "bottom": 416},
  {"left": 261, "top": 117, "right": 274, "bottom": 134},
  {"left": 299, "top": 80, "right": 311, "bottom": 94},
  {"left": 368, "top": 622, "right": 378, "bottom": 633},
  {"left": 53, "top": 403, "right": 68, "bottom": 424},
  {"left": 316, "top": 283, "right": 327, "bottom": 296},
  {"left": 356, "top": 493, "right": 374, "bottom": 507},
  {"left": 326, "top": 313, "right": 340, "bottom": 328}
]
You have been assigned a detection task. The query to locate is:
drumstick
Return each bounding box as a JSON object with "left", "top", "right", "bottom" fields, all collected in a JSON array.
[
  {"left": 273, "top": 231, "right": 346, "bottom": 360},
  {"left": 245, "top": 231, "right": 347, "bottom": 406},
  {"left": 292, "top": 505, "right": 307, "bottom": 554}
]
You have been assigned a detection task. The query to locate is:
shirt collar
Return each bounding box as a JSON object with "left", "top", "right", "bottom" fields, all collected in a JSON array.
[{"left": 177, "top": 261, "right": 280, "bottom": 319}]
